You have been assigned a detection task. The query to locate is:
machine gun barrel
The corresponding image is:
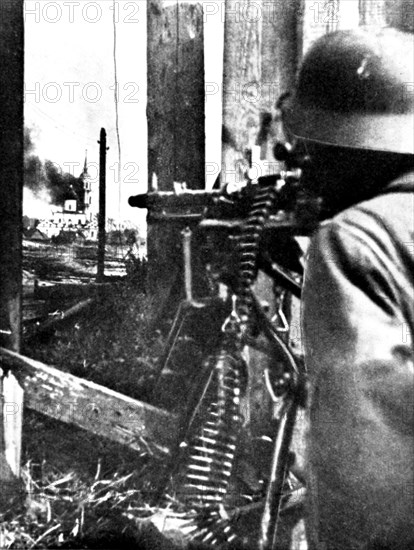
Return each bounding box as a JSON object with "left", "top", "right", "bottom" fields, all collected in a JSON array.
[
  {"left": 128, "top": 189, "right": 223, "bottom": 210},
  {"left": 128, "top": 189, "right": 225, "bottom": 221},
  {"left": 128, "top": 171, "right": 305, "bottom": 222}
]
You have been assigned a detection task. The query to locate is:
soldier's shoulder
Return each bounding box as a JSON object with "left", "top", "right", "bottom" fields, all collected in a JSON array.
[{"left": 333, "top": 175, "right": 414, "bottom": 241}]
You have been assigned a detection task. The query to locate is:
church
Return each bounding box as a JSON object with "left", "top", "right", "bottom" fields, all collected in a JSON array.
[{"left": 37, "top": 154, "right": 99, "bottom": 240}]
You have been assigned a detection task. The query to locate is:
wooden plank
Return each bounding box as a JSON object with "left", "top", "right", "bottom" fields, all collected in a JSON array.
[{"left": 0, "top": 348, "right": 179, "bottom": 457}]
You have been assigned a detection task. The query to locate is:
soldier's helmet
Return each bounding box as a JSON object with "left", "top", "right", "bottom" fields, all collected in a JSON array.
[{"left": 285, "top": 28, "right": 414, "bottom": 155}]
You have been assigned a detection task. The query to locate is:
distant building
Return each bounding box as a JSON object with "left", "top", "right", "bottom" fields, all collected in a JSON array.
[
  {"left": 23, "top": 227, "right": 48, "bottom": 241},
  {"left": 37, "top": 152, "right": 99, "bottom": 240},
  {"left": 79, "top": 152, "right": 98, "bottom": 222}
]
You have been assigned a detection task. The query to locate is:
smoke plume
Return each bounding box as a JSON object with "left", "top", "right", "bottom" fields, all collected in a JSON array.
[{"left": 24, "top": 127, "right": 85, "bottom": 217}]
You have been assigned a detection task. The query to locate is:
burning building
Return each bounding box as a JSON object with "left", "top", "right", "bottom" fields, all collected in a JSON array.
[{"left": 37, "top": 154, "right": 98, "bottom": 240}]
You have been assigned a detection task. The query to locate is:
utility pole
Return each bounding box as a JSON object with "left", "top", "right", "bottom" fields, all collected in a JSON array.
[{"left": 97, "top": 128, "right": 108, "bottom": 282}]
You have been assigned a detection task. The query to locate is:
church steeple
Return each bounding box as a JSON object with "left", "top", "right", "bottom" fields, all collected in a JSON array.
[
  {"left": 81, "top": 149, "right": 94, "bottom": 220},
  {"left": 83, "top": 149, "right": 88, "bottom": 175}
]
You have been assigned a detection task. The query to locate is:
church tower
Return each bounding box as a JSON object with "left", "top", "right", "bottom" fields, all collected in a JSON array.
[{"left": 80, "top": 151, "right": 94, "bottom": 221}]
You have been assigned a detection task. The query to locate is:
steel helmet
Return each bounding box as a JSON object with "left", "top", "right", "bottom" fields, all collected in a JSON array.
[{"left": 286, "top": 28, "right": 414, "bottom": 155}]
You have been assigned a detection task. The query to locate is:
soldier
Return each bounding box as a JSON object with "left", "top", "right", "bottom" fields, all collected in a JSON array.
[{"left": 284, "top": 28, "right": 414, "bottom": 549}]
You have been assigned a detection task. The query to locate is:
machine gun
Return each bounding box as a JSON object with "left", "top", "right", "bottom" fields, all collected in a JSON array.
[
  {"left": 128, "top": 168, "right": 318, "bottom": 229},
  {"left": 128, "top": 146, "right": 315, "bottom": 549},
  {"left": 129, "top": 144, "right": 320, "bottom": 300}
]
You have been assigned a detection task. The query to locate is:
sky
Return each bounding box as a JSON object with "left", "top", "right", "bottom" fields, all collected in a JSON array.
[
  {"left": 24, "top": 0, "right": 225, "bottom": 226},
  {"left": 24, "top": 0, "right": 148, "bottom": 226}
]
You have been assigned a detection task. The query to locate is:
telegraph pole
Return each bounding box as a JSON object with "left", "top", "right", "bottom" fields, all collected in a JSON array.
[{"left": 97, "top": 128, "right": 108, "bottom": 282}]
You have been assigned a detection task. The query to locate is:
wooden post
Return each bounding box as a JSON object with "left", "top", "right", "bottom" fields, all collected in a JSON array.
[
  {"left": 0, "top": 0, "right": 24, "bottom": 495},
  {"left": 221, "top": 5, "right": 307, "bottom": 528},
  {"left": 0, "top": 0, "right": 23, "bottom": 351},
  {"left": 384, "top": 0, "right": 414, "bottom": 31},
  {"left": 146, "top": 1, "right": 205, "bottom": 319},
  {"left": 221, "top": 0, "right": 263, "bottom": 187},
  {"left": 147, "top": 0, "right": 205, "bottom": 190},
  {"left": 222, "top": 0, "right": 301, "bottom": 177},
  {"left": 262, "top": 1, "right": 301, "bottom": 94},
  {"left": 97, "top": 128, "right": 108, "bottom": 282}
]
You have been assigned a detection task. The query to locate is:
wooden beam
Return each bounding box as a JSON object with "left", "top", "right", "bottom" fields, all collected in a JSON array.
[{"left": 0, "top": 348, "right": 178, "bottom": 457}]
